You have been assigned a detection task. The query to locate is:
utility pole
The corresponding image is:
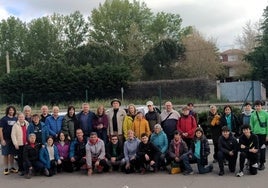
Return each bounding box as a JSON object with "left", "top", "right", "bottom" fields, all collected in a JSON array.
[{"left": 6, "top": 51, "right": 10, "bottom": 74}]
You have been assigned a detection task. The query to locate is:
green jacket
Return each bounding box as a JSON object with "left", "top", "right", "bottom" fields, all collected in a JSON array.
[{"left": 250, "top": 110, "right": 268, "bottom": 135}]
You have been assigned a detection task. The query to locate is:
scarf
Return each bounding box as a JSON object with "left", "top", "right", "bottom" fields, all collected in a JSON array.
[{"left": 173, "top": 139, "right": 181, "bottom": 156}]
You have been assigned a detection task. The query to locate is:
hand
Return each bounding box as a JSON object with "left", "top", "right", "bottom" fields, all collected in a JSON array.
[
  {"left": 189, "top": 154, "right": 192, "bottom": 159},
  {"left": 15, "top": 144, "right": 19, "bottom": 150},
  {"left": 266, "top": 137, "right": 268, "bottom": 142},
  {"left": 111, "top": 157, "right": 116, "bottom": 163},
  {"left": 240, "top": 144, "right": 246, "bottom": 149},
  {"left": 229, "top": 151, "right": 234, "bottom": 156},
  {"left": 175, "top": 157, "right": 180, "bottom": 162},
  {"left": 95, "top": 160, "right": 100, "bottom": 167},
  {"left": 145, "top": 154, "right": 150, "bottom": 161},
  {"left": 70, "top": 157, "right": 76, "bottom": 162},
  {"left": 57, "top": 159, "right": 62, "bottom": 165},
  {"left": 1, "top": 139, "right": 6, "bottom": 146},
  {"left": 97, "top": 124, "right": 103, "bottom": 129},
  {"left": 249, "top": 147, "right": 258, "bottom": 153},
  {"left": 150, "top": 161, "right": 155, "bottom": 166}
]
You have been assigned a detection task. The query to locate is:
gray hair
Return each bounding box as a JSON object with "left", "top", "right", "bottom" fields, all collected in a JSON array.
[{"left": 154, "top": 124, "right": 162, "bottom": 131}]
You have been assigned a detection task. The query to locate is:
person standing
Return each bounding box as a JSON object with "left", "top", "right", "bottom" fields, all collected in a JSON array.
[
  {"left": 11, "top": 113, "right": 29, "bottom": 176},
  {"left": 123, "top": 104, "right": 137, "bottom": 140},
  {"left": 0, "top": 105, "right": 18, "bottom": 175},
  {"left": 207, "top": 105, "right": 221, "bottom": 163},
  {"left": 27, "top": 114, "right": 49, "bottom": 145},
  {"left": 177, "top": 105, "right": 197, "bottom": 149},
  {"left": 23, "top": 105, "right": 32, "bottom": 123},
  {"left": 40, "top": 105, "right": 51, "bottom": 123},
  {"left": 93, "top": 105, "right": 109, "bottom": 144},
  {"left": 250, "top": 100, "right": 268, "bottom": 170},
  {"left": 160, "top": 101, "right": 180, "bottom": 145},
  {"left": 145, "top": 101, "right": 160, "bottom": 133},
  {"left": 45, "top": 106, "right": 63, "bottom": 140},
  {"left": 107, "top": 99, "right": 126, "bottom": 143},
  {"left": 132, "top": 111, "right": 151, "bottom": 140},
  {"left": 219, "top": 105, "right": 239, "bottom": 137},
  {"left": 62, "top": 105, "right": 78, "bottom": 141},
  {"left": 76, "top": 103, "right": 95, "bottom": 138},
  {"left": 217, "top": 126, "right": 238, "bottom": 176}
]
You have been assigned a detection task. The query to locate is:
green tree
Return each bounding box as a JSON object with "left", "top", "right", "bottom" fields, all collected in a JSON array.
[
  {"left": 0, "top": 16, "right": 28, "bottom": 73},
  {"left": 141, "top": 38, "right": 185, "bottom": 80},
  {"left": 246, "top": 6, "right": 268, "bottom": 89},
  {"left": 25, "top": 16, "right": 63, "bottom": 66}
]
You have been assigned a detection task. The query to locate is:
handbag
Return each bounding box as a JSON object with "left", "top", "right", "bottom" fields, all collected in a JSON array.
[{"left": 169, "top": 162, "right": 181, "bottom": 174}]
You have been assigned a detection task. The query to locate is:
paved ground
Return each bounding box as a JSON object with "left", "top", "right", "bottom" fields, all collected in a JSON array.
[{"left": 0, "top": 146, "right": 267, "bottom": 188}]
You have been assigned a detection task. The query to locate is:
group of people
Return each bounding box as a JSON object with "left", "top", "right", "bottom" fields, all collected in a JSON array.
[{"left": 0, "top": 99, "right": 267, "bottom": 179}]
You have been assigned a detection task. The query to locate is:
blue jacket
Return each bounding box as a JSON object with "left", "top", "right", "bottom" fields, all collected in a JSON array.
[
  {"left": 39, "top": 145, "right": 60, "bottom": 169},
  {"left": 76, "top": 111, "right": 95, "bottom": 136},
  {"left": 45, "top": 116, "right": 63, "bottom": 137},
  {"left": 27, "top": 122, "right": 49, "bottom": 144},
  {"left": 150, "top": 130, "right": 168, "bottom": 154}
]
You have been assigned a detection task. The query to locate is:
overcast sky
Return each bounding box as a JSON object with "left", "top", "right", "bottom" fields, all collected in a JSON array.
[{"left": 0, "top": 0, "right": 267, "bottom": 51}]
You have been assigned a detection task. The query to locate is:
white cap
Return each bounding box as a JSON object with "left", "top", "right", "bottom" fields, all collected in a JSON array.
[{"left": 146, "top": 101, "right": 153, "bottom": 106}]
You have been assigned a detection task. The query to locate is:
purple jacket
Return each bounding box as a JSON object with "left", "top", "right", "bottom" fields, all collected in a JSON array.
[{"left": 55, "top": 142, "right": 70, "bottom": 160}]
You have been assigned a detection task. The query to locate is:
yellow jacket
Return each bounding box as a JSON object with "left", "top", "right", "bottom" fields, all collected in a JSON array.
[
  {"left": 132, "top": 117, "right": 151, "bottom": 139},
  {"left": 123, "top": 115, "right": 134, "bottom": 139}
]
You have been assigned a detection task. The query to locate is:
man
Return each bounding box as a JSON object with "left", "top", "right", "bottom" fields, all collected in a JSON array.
[
  {"left": 69, "top": 129, "right": 87, "bottom": 171},
  {"left": 236, "top": 124, "right": 259, "bottom": 177},
  {"left": 76, "top": 103, "right": 95, "bottom": 138},
  {"left": 27, "top": 114, "right": 49, "bottom": 145},
  {"left": 0, "top": 106, "right": 18, "bottom": 175},
  {"left": 107, "top": 98, "right": 126, "bottom": 143},
  {"left": 217, "top": 126, "right": 238, "bottom": 176},
  {"left": 45, "top": 106, "right": 63, "bottom": 139},
  {"left": 86, "top": 132, "right": 108, "bottom": 175},
  {"left": 187, "top": 103, "right": 198, "bottom": 124},
  {"left": 23, "top": 105, "right": 32, "bottom": 123},
  {"left": 145, "top": 101, "right": 161, "bottom": 132},
  {"left": 137, "top": 133, "right": 160, "bottom": 174},
  {"left": 160, "top": 101, "right": 180, "bottom": 144},
  {"left": 40, "top": 105, "right": 51, "bottom": 123},
  {"left": 177, "top": 105, "right": 197, "bottom": 149},
  {"left": 105, "top": 135, "right": 125, "bottom": 171},
  {"left": 250, "top": 100, "right": 268, "bottom": 170}
]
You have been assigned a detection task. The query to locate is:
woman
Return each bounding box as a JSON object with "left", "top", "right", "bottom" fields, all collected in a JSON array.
[
  {"left": 207, "top": 105, "right": 221, "bottom": 163},
  {"left": 219, "top": 105, "right": 239, "bottom": 137},
  {"left": 62, "top": 105, "right": 78, "bottom": 141},
  {"left": 55, "top": 132, "right": 72, "bottom": 172},
  {"left": 123, "top": 130, "right": 140, "bottom": 174},
  {"left": 123, "top": 104, "right": 137, "bottom": 140},
  {"left": 181, "top": 127, "right": 213, "bottom": 175},
  {"left": 132, "top": 111, "right": 151, "bottom": 139},
  {"left": 93, "top": 105, "right": 109, "bottom": 144},
  {"left": 11, "top": 112, "right": 29, "bottom": 176},
  {"left": 150, "top": 124, "right": 168, "bottom": 169},
  {"left": 39, "top": 136, "right": 61, "bottom": 176}
]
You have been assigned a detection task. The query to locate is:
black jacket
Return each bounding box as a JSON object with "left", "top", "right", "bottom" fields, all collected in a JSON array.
[{"left": 218, "top": 133, "right": 238, "bottom": 155}]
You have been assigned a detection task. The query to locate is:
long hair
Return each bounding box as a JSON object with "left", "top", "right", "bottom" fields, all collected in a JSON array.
[{"left": 5, "top": 105, "right": 17, "bottom": 116}]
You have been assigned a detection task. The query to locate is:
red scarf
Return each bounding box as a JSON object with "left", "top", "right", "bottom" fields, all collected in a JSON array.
[
  {"left": 174, "top": 139, "right": 181, "bottom": 156},
  {"left": 21, "top": 124, "right": 27, "bottom": 145}
]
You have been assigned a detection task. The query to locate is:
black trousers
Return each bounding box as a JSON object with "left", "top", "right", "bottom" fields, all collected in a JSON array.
[{"left": 217, "top": 150, "right": 237, "bottom": 172}]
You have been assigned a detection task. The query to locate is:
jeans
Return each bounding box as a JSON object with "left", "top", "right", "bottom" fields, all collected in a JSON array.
[{"left": 181, "top": 153, "right": 211, "bottom": 174}]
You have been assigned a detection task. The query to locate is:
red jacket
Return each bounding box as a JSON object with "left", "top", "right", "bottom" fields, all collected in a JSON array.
[{"left": 176, "top": 115, "right": 197, "bottom": 139}]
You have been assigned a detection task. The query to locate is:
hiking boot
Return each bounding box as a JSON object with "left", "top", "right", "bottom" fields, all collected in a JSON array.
[
  {"left": 44, "top": 168, "right": 50, "bottom": 176},
  {"left": 9, "top": 167, "right": 18, "bottom": 173},
  {"left": 236, "top": 171, "right": 244, "bottom": 177},
  {"left": 218, "top": 171, "right": 224, "bottom": 176},
  {"left": 3, "top": 168, "right": 9, "bottom": 175},
  {"left": 258, "top": 163, "right": 265, "bottom": 170}
]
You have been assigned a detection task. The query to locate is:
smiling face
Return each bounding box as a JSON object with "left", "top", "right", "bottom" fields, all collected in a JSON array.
[{"left": 47, "top": 137, "right": 54, "bottom": 146}]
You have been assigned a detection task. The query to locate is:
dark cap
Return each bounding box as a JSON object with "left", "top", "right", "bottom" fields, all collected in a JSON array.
[{"left": 111, "top": 98, "right": 121, "bottom": 106}]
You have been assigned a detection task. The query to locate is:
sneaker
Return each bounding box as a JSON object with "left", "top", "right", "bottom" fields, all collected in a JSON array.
[
  {"left": 183, "top": 170, "right": 194, "bottom": 175},
  {"left": 218, "top": 171, "right": 224, "bottom": 176},
  {"left": 10, "top": 167, "right": 18, "bottom": 173},
  {"left": 258, "top": 163, "right": 265, "bottom": 170},
  {"left": 3, "top": 168, "right": 9, "bottom": 175},
  {"left": 24, "top": 173, "right": 31, "bottom": 179},
  {"left": 44, "top": 168, "right": 50, "bottom": 176},
  {"left": 236, "top": 171, "right": 244, "bottom": 177},
  {"left": 252, "top": 163, "right": 258, "bottom": 168}
]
